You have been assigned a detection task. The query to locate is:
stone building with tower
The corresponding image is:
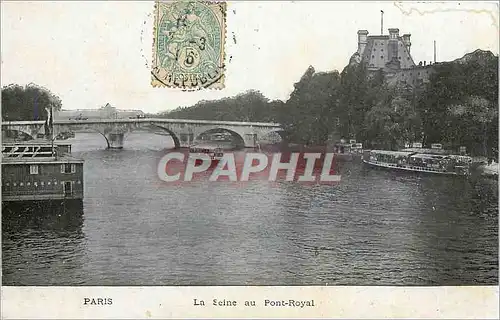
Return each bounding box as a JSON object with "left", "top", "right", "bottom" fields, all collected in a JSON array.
[{"left": 352, "top": 28, "right": 436, "bottom": 87}]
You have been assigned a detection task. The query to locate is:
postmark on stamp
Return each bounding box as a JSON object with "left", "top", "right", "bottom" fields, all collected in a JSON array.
[{"left": 151, "top": 0, "right": 227, "bottom": 90}]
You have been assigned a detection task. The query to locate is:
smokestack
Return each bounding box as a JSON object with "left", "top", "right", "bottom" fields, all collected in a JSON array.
[
  {"left": 434, "top": 40, "right": 436, "bottom": 63},
  {"left": 380, "top": 10, "right": 384, "bottom": 35},
  {"left": 388, "top": 28, "right": 399, "bottom": 61}
]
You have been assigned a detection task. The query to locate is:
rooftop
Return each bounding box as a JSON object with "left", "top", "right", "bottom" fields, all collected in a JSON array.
[
  {"left": 401, "top": 148, "right": 449, "bottom": 155},
  {"left": 1, "top": 155, "right": 84, "bottom": 164},
  {"left": 369, "top": 150, "right": 415, "bottom": 156},
  {"left": 2, "top": 139, "right": 70, "bottom": 146}
]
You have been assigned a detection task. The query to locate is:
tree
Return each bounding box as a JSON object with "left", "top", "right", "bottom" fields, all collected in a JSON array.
[
  {"left": 162, "top": 90, "right": 276, "bottom": 122},
  {"left": 365, "top": 96, "right": 421, "bottom": 149},
  {"left": 1, "top": 83, "right": 63, "bottom": 121},
  {"left": 446, "top": 96, "right": 497, "bottom": 155},
  {"left": 339, "top": 62, "right": 386, "bottom": 143},
  {"left": 277, "top": 67, "right": 341, "bottom": 145},
  {"left": 417, "top": 50, "right": 498, "bottom": 155}
]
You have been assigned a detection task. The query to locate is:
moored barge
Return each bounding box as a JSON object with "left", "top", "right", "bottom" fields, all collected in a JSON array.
[{"left": 1, "top": 141, "right": 84, "bottom": 202}]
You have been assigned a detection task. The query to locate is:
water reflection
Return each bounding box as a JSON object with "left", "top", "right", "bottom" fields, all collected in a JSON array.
[
  {"left": 2, "top": 200, "right": 86, "bottom": 285},
  {"left": 2, "top": 133, "right": 498, "bottom": 286},
  {"left": 3, "top": 200, "right": 84, "bottom": 231},
  {"left": 414, "top": 177, "right": 498, "bottom": 285},
  {"left": 276, "top": 167, "right": 499, "bottom": 286}
]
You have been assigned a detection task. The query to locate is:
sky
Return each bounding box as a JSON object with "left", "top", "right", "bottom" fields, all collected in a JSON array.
[{"left": 1, "top": 1, "right": 498, "bottom": 114}]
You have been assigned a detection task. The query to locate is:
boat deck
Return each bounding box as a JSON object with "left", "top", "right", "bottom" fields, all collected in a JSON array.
[{"left": 363, "top": 159, "right": 459, "bottom": 175}]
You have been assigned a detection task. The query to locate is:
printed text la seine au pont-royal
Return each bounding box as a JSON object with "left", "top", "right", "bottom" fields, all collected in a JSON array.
[{"left": 194, "top": 298, "right": 315, "bottom": 308}]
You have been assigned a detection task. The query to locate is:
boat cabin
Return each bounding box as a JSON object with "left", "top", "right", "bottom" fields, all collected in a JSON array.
[
  {"left": 367, "top": 150, "right": 414, "bottom": 165},
  {"left": 189, "top": 143, "right": 224, "bottom": 160},
  {"left": 333, "top": 140, "right": 363, "bottom": 154}
]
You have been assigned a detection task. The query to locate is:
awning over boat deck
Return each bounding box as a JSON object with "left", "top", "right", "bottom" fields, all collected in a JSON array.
[
  {"left": 401, "top": 148, "right": 449, "bottom": 155},
  {"left": 410, "top": 153, "right": 448, "bottom": 160},
  {"left": 448, "top": 155, "right": 473, "bottom": 162},
  {"left": 369, "top": 150, "right": 415, "bottom": 157}
]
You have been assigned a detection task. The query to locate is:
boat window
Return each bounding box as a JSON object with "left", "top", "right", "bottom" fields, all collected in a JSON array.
[
  {"left": 63, "top": 181, "right": 73, "bottom": 196},
  {"left": 61, "top": 164, "right": 72, "bottom": 174},
  {"left": 29, "top": 165, "right": 39, "bottom": 175}
]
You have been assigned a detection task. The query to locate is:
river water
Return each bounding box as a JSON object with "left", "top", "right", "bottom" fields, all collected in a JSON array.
[{"left": 2, "top": 133, "right": 498, "bottom": 285}]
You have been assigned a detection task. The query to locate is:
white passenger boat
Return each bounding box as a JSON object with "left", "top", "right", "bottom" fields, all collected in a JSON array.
[
  {"left": 189, "top": 143, "right": 224, "bottom": 166},
  {"left": 363, "top": 150, "right": 472, "bottom": 176}
]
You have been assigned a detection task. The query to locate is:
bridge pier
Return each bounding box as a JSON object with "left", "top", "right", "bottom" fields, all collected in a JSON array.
[
  {"left": 106, "top": 133, "right": 124, "bottom": 149},
  {"left": 179, "top": 133, "right": 195, "bottom": 148},
  {"left": 243, "top": 133, "right": 258, "bottom": 148}
]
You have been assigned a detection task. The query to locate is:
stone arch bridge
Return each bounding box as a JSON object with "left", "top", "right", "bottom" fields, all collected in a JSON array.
[{"left": 1, "top": 118, "right": 283, "bottom": 149}]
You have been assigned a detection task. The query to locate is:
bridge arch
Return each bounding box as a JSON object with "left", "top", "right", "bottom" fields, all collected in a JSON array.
[
  {"left": 92, "top": 129, "right": 112, "bottom": 149},
  {"left": 259, "top": 129, "right": 286, "bottom": 144},
  {"left": 194, "top": 128, "right": 246, "bottom": 149},
  {"left": 148, "top": 124, "right": 181, "bottom": 149}
]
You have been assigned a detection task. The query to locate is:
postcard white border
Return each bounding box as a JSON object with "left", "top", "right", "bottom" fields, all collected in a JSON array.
[{"left": 1, "top": 286, "right": 498, "bottom": 319}]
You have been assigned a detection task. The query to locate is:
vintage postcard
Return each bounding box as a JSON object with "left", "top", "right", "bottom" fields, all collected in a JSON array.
[
  {"left": 151, "top": 0, "right": 226, "bottom": 89},
  {"left": 1, "top": 0, "right": 499, "bottom": 319}
]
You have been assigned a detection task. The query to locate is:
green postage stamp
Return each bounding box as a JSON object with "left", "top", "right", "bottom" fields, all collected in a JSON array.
[{"left": 152, "top": 0, "right": 227, "bottom": 89}]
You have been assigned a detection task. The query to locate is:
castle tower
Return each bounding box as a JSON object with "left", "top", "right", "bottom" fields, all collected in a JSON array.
[
  {"left": 357, "top": 30, "right": 369, "bottom": 54},
  {"left": 353, "top": 27, "right": 416, "bottom": 72},
  {"left": 402, "top": 34, "right": 411, "bottom": 53}
]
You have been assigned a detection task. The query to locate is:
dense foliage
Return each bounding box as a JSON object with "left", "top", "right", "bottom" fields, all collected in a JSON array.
[
  {"left": 277, "top": 66, "right": 341, "bottom": 145},
  {"left": 416, "top": 50, "right": 498, "bottom": 156},
  {"left": 163, "top": 49, "right": 498, "bottom": 156},
  {"left": 1, "top": 84, "right": 62, "bottom": 121},
  {"left": 163, "top": 90, "right": 284, "bottom": 123}
]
